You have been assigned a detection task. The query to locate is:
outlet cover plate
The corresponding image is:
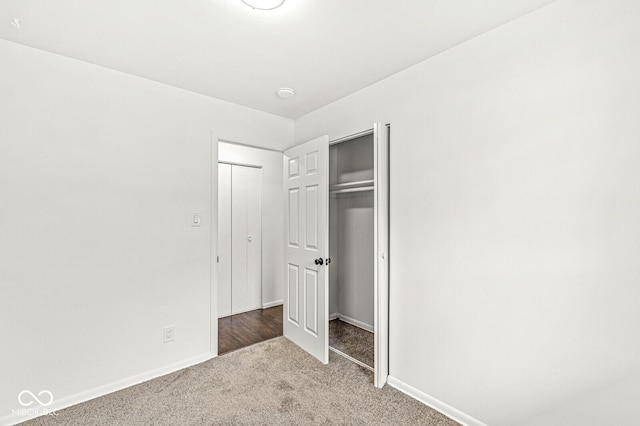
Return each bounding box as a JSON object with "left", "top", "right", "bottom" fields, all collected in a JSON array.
[{"left": 163, "top": 326, "right": 175, "bottom": 343}]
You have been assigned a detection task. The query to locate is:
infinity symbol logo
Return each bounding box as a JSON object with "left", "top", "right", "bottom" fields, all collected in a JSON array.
[{"left": 18, "top": 390, "right": 54, "bottom": 407}]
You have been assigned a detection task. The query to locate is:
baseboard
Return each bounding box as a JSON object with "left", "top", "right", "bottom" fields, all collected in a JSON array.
[
  {"left": 1, "top": 352, "right": 213, "bottom": 426},
  {"left": 262, "top": 300, "right": 283, "bottom": 309},
  {"left": 335, "top": 314, "right": 374, "bottom": 333},
  {"left": 386, "top": 376, "right": 487, "bottom": 426},
  {"left": 329, "top": 312, "right": 339, "bottom": 321}
]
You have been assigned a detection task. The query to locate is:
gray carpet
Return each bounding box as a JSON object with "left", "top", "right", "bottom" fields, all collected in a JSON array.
[
  {"left": 329, "top": 319, "right": 374, "bottom": 368},
  {"left": 22, "top": 337, "right": 459, "bottom": 425}
]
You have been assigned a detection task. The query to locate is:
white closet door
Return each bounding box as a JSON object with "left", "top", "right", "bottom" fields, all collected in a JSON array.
[
  {"left": 217, "top": 163, "right": 232, "bottom": 318},
  {"left": 231, "top": 165, "right": 262, "bottom": 314},
  {"left": 283, "top": 135, "right": 329, "bottom": 364}
]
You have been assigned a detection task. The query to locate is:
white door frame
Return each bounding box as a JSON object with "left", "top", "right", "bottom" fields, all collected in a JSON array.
[
  {"left": 210, "top": 127, "right": 390, "bottom": 388},
  {"left": 329, "top": 123, "right": 390, "bottom": 388},
  {"left": 210, "top": 132, "right": 219, "bottom": 357}
]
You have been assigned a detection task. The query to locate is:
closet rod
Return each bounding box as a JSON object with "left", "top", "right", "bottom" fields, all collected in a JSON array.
[{"left": 330, "top": 179, "right": 375, "bottom": 190}]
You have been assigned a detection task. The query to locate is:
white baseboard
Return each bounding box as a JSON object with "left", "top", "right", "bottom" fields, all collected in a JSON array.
[
  {"left": 1, "top": 352, "right": 213, "bottom": 426},
  {"left": 387, "top": 376, "right": 487, "bottom": 426},
  {"left": 329, "top": 312, "right": 339, "bottom": 321},
  {"left": 333, "top": 314, "right": 374, "bottom": 333},
  {"left": 262, "top": 300, "right": 283, "bottom": 309}
]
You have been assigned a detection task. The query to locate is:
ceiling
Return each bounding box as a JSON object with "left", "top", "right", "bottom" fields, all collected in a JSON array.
[{"left": 0, "top": 0, "right": 556, "bottom": 119}]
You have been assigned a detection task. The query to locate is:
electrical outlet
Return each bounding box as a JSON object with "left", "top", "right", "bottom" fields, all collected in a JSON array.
[{"left": 163, "top": 326, "right": 175, "bottom": 343}]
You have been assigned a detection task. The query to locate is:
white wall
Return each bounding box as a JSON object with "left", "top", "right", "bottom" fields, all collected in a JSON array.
[
  {"left": 218, "top": 142, "right": 284, "bottom": 307},
  {"left": 296, "top": 0, "right": 640, "bottom": 424},
  {"left": 328, "top": 136, "right": 375, "bottom": 328},
  {"left": 518, "top": 371, "right": 640, "bottom": 426},
  {"left": 0, "top": 39, "right": 292, "bottom": 423},
  {"left": 335, "top": 193, "right": 374, "bottom": 328}
]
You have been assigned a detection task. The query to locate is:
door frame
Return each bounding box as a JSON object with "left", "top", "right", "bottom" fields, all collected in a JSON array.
[
  {"left": 210, "top": 133, "right": 219, "bottom": 356},
  {"left": 328, "top": 123, "right": 390, "bottom": 388},
  {"left": 211, "top": 135, "right": 283, "bottom": 356},
  {"left": 210, "top": 126, "right": 390, "bottom": 389}
]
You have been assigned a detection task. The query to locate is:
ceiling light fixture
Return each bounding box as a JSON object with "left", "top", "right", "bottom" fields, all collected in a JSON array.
[
  {"left": 11, "top": 18, "right": 21, "bottom": 29},
  {"left": 276, "top": 88, "right": 295, "bottom": 99},
  {"left": 241, "top": 0, "right": 285, "bottom": 10}
]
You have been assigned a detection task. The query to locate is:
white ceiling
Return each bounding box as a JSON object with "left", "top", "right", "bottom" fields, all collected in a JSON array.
[{"left": 0, "top": 0, "right": 556, "bottom": 119}]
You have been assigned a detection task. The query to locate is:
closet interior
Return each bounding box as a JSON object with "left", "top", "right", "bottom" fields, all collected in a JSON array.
[{"left": 328, "top": 133, "right": 375, "bottom": 370}]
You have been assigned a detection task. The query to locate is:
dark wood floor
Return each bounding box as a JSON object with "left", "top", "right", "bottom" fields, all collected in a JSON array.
[{"left": 218, "top": 305, "right": 283, "bottom": 355}]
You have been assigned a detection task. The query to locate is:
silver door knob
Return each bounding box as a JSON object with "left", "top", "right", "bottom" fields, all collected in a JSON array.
[{"left": 247, "top": 236, "right": 252, "bottom": 242}]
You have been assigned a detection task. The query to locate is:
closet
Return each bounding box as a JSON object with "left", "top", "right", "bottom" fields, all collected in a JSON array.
[
  {"left": 328, "top": 133, "right": 375, "bottom": 369},
  {"left": 218, "top": 162, "right": 262, "bottom": 318}
]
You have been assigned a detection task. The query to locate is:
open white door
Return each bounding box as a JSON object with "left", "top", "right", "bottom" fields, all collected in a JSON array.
[{"left": 283, "top": 135, "right": 329, "bottom": 364}]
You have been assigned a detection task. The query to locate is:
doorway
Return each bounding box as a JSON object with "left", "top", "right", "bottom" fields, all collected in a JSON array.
[
  {"left": 216, "top": 140, "right": 286, "bottom": 355},
  {"left": 328, "top": 132, "right": 376, "bottom": 370},
  {"left": 282, "top": 123, "right": 389, "bottom": 387}
]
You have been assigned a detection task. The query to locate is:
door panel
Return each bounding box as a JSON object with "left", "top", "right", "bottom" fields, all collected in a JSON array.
[
  {"left": 305, "top": 185, "right": 318, "bottom": 250},
  {"left": 217, "top": 163, "right": 232, "bottom": 318},
  {"left": 245, "top": 166, "right": 262, "bottom": 312},
  {"left": 287, "top": 264, "right": 299, "bottom": 324},
  {"left": 304, "top": 268, "right": 318, "bottom": 335},
  {"left": 284, "top": 135, "right": 329, "bottom": 364},
  {"left": 288, "top": 189, "right": 299, "bottom": 247}
]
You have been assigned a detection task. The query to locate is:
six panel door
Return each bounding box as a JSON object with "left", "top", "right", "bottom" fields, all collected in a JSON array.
[{"left": 283, "top": 135, "right": 329, "bottom": 364}]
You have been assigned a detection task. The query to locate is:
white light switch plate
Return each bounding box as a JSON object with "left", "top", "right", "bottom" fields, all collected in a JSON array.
[
  {"left": 163, "top": 326, "right": 175, "bottom": 343},
  {"left": 191, "top": 213, "right": 201, "bottom": 227}
]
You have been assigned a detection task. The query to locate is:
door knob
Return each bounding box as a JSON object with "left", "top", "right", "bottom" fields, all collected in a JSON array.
[
  {"left": 314, "top": 258, "right": 324, "bottom": 265},
  {"left": 247, "top": 236, "right": 252, "bottom": 242}
]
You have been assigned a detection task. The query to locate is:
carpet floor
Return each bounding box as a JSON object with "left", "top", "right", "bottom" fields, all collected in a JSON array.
[
  {"left": 22, "top": 337, "right": 459, "bottom": 425},
  {"left": 329, "top": 319, "right": 374, "bottom": 368}
]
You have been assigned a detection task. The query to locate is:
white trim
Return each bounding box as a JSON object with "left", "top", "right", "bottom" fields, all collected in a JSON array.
[
  {"left": 329, "top": 128, "right": 374, "bottom": 145},
  {"left": 262, "top": 299, "right": 283, "bottom": 309},
  {"left": 329, "top": 347, "right": 374, "bottom": 372},
  {"left": 210, "top": 132, "right": 219, "bottom": 356},
  {"left": 1, "top": 353, "right": 214, "bottom": 426},
  {"left": 334, "top": 314, "right": 374, "bottom": 333},
  {"left": 218, "top": 138, "right": 283, "bottom": 153},
  {"left": 328, "top": 312, "right": 339, "bottom": 321},
  {"left": 218, "top": 160, "right": 262, "bottom": 169},
  {"left": 387, "top": 376, "right": 488, "bottom": 426},
  {"left": 373, "top": 122, "right": 390, "bottom": 389}
]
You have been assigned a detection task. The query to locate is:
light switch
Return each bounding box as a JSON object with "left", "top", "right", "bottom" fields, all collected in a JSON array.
[{"left": 191, "top": 213, "right": 201, "bottom": 227}]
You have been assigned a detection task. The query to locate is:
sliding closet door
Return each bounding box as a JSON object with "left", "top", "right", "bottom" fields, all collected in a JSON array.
[
  {"left": 231, "top": 165, "right": 262, "bottom": 314},
  {"left": 218, "top": 163, "right": 232, "bottom": 318}
]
